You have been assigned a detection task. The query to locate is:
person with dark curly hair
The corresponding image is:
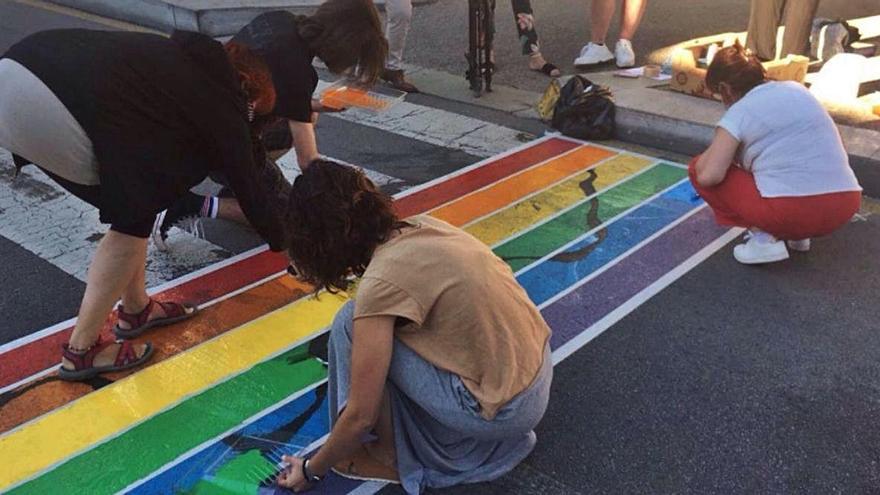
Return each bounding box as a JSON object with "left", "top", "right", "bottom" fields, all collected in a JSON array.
[{"left": 276, "top": 160, "right": 553, "bottom": 493}]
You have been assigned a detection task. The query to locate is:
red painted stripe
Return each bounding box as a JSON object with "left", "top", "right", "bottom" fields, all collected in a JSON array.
[
  {"left": 394, "top": 138, "right": 581, "bottom": 217},
  {"left": 0, "top": 251, "right": 288, "bottom": 390},
  {"left": 0, "top": 138, "right": 574, "bottom": 390}
]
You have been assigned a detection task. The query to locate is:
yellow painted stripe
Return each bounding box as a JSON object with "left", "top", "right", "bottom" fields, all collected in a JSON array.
[
  {"left": 0, "top": 292, "right": 347, "bottom": 490},
  {"left": 428, "top": 146, "right": 615, "bottom": 227},
  {"left": 465, "top": 154, "right": 654, "bottom": 246}
]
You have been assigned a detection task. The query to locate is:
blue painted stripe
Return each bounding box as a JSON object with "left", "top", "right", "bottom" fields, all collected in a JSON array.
[
  {"left": 516, "top": 180, "right": 702, "bottom": 306},
  {"left": 129, "top": 387, "right": 331, "bottom": 495}
]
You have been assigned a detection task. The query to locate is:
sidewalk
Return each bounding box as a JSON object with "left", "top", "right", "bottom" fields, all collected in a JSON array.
[
  {"left": 402, "top": 64, "right": 880, "bottom": 198},
  {"left": 46, "top": 0, "right": 435, "bottom": 36}
]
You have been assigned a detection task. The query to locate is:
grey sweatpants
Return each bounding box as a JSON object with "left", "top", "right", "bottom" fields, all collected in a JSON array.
[
  {"left": 385, "top": 0, "right": 413, "bottom": 71},
  {"left": 327, "top": 300, "right": 553, "bottom": 494}
]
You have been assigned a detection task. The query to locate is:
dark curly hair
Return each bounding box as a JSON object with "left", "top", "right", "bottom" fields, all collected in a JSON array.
[{"left": 286, "top": 159, "right": 407, "bottom": 294}]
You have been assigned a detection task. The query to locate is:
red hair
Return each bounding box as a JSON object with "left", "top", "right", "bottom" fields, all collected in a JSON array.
[
  {"left": 224, "top": 41, "right": 276, "bottom": 115},
  {"left": 705, "top": 43, "right": 767, "bottom": 97}
]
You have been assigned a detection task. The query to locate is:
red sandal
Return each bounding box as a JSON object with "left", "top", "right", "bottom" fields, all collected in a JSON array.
[
  {"left": 114, "top": 298, "right": 198, "bottom": 339},
  {"left": 59, "top": 338, "right": 154, "bottom": 381}
]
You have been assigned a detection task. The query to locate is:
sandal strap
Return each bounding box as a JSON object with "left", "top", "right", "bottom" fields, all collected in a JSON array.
[
  {"left": 154, "top": 300, "right": 189, "bottom": 319},
  {"left": 117, "top": 299, "right": 156, "bottom": 329},
  {"left": 114, "top": 341, "right": 140, "bottom": 367},
  {"left": 62, "top": 337, "right": 111, "bottom": 370}
]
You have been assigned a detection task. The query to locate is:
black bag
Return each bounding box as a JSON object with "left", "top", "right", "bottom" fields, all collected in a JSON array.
[{"left": 551, "top": 75, "right": 615, "bottom": 140}]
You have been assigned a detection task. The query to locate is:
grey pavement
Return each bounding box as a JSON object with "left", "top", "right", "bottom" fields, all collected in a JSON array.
[
  {"left": 1, "top": 1, "right": 880, "bottom": 494},
  {"left": 405, "top": 0, "right": 879, "bottom": 94}
]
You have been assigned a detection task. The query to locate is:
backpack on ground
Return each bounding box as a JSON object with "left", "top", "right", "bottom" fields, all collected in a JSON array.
[{"left": 551, "top": 75, "right": 616, "bottom": 141}]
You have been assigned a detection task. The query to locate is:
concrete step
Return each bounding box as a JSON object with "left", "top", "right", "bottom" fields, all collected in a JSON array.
[{"left": 46, "top": 0, "right": 435, "bottom": 36}]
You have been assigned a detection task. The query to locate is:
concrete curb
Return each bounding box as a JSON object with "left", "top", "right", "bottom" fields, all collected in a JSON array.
[
  {"left": 398, "top": 66, "right": 880, "bottom": 197},
  {"left": 46, "top": 0, "right": 436, "bottom": 36}
]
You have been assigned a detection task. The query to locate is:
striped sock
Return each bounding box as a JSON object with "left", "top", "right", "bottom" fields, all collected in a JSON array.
[{"left": 200, "top": 196, "right": 219, "bottom": 219}]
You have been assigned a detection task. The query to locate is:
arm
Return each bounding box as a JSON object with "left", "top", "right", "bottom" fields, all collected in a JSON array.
[
  {"left": 289, "top": 119, "right": 319, "bottom": 169},
  {"left": 278, "top": 315, "right": 396, "bottom": 490},
  {"left": 694, "top": 127, "right": 740, "bottom": 187}
]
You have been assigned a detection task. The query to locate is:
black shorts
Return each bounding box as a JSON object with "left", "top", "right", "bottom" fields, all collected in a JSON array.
[{"left": 38, "top": 166, "right": 154, "bottom": 238}]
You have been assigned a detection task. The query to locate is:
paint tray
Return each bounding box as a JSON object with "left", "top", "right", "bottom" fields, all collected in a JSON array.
[
  {"left": 174, "top": 435, "right": 312, "bottom": 494},
  {"left": 319, "top": 80, "right": 405, "bottom": 113}
]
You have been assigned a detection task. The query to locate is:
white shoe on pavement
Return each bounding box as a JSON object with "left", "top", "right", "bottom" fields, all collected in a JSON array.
[
  {"left": 574, "top": 42, "right": 614, "bottom": 66},
  {"left": 786, "top": 238, "right": 811, "bottom": 252},
  {"left": 615, "top": 39, "right": 636, "bottom": 68},
  {"left": 733, "top": 230, "right": 790, "bottom": 265}
]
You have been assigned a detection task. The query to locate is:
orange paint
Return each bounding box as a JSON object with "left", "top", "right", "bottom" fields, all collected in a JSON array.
[
  {"left": 321, "top": 86, "right": 390, "bottom": 111},
  {"left": 429, "top": 146, "right": 614, "bottom": 227},
  {"left": 0, "top": 276, "right": 311, "bottom": 434}
]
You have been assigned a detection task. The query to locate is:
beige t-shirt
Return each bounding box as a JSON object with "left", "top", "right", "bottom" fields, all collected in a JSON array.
[{"left": 354, "top": 215, "right": 551, "bottom": 420}]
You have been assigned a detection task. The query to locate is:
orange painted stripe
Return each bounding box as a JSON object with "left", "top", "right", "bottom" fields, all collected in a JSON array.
[
  {"left": 429, "top": 145, "right": 615, "bottom": 227},
  {"left": 0, "top": 276, "right": 308, "bottom": 435}
]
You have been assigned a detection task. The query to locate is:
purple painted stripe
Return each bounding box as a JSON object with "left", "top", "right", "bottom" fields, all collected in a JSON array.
[{"left": 544, "top": 207, "right": 729, "bottom": 349}]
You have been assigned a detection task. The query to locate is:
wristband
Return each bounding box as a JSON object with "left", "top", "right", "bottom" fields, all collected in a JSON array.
[{"left": 301, "top": 458, "right": 324, "bottom": 484}]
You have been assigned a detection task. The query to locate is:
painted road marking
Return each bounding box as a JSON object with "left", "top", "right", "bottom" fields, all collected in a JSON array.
[
  {"left": 0, "top": 292, "right": 348, "bottom": 491},
  {"left": 0, "top": 138, "right": 575, "bottom": 394},
  {"left": 316, "top": 81, "right": 529, "bottom": 158},
  {"left": 497, "top": 164, "right": 687, "bottom": 272},
  {"left": 1, "top": 139, "right": 736, "bottom": 495},
  {"left": 429, "top": 145, "right": 614, "bottom": 225},
  {"left": 465, "top": 154, "right": 654, "bottom": 246}
]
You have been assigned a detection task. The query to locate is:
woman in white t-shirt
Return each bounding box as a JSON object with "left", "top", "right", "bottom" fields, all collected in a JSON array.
[{"left": 689, "top": 44, "right": 861, "bottom": 265}]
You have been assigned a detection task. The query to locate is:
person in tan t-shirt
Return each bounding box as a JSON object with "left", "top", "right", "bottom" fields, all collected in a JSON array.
[{"left": 276, "top": 159, "right": 553, "bottom": 494}]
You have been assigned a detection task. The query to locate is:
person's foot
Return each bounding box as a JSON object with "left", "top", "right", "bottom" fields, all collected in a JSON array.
[
  {"left": 615, "top": 39, "right": 636, "bottom": 68},
  {"left": 152, "top": 193, "right": 207, "bottom": 251},
  {"left": 574, "top": 42, "right": 614, "bottom": 66},
  {"left": 733, "top": 230, "right": 790, "bottom": 264},
  {"left": 381, "top": 69, "right": 420, "bottom": 93},
  {"left": 787, "top": 239, "right": 811, "bottom": 252},
  {"left": 528, "top": 52, "right": 561, "bottom": 77},
  {"left": 333, "top": 444, "right": 400, "bottom": 483},
  {"left": 61, "top": 340, "right": 152, "bottom": 373},
  {"left": 115, "top": 298, "right": 181, "bottom": 331}
]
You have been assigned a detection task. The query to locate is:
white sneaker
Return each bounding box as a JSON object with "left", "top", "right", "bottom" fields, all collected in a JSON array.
[
  {"left": 615, "top": 39, "right": 636, "bottom": 68},
  {"left": 786, "top": 239, "right": 811, "bottom": 252},
  {"left": 733, "top": 231, "right": 789, "bottom": 265},
  {"left": 574, "top": 42, "right": 614, "bottom": 66}
]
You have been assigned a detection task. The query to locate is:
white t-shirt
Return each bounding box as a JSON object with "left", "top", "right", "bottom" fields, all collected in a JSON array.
[{"left": 718, "top": 81, "right": 861, "bottom": 198}]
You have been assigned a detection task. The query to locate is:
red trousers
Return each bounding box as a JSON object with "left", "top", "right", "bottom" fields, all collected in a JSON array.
[{"left": 688, "top": 157, "right": 861, "bottom": 240}]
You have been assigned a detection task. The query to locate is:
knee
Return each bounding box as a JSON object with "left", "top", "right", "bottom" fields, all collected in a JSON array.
[
  {"left": 687, "top": 155, "right": 701, "bottom": 184},
  {"left": 329, "top": 300, "right": 356, "bottom": 343}
]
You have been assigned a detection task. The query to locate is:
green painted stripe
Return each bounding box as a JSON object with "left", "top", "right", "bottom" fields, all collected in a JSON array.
[
  {"left": 494, "top": 164, "right": 687, "bottom": 272},
  {"left": 11, "top": 345, "right": 325, "bottom": 495}
]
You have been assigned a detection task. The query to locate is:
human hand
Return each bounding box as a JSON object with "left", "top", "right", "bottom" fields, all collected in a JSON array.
[
  {"left": 276, "top": 455, "right": 311, "bottom": 492},
  {"left": 311, "top": 98, "right": 346, "bottom": 113}
]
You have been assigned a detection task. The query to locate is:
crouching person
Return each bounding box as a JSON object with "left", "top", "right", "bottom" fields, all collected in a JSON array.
[
  {"left": 690, "top": 44, "right": 861, "bottom": 265},
  {"left": 276, "top": 160, "right": 553, "bottom": 494}
]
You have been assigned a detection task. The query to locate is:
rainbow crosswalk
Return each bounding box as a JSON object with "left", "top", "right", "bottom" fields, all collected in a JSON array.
[{"left": 0, "top": 136, "right": 739, "bottom": 494}]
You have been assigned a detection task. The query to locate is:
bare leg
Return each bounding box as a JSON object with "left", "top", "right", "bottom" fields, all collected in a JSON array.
[
  {"left": 364, "top": 388, "right": 397, "bottom": 469},
  {"left": 217, "top": 198, "right": 249, "bottom": 226},
  {"left": 64, "top": 230, "right": 150, "bottom": 368},
  {"left": 619, "top": 0, "right": 647, "bottom": 41},
  {"left": 116, "top": 261, "right": 179, "bottom": 330},
  {"left": 590, "top": 0, "right": 616, "bottom": 44}
]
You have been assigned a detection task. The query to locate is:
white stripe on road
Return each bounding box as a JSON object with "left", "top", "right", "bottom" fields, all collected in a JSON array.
[
  {"left": 317, "top": 80, "right": 529, "bottom": 158},
  {"left": 0, "top": 150, "right": 230, "bottom": 286}
]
